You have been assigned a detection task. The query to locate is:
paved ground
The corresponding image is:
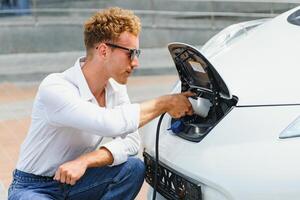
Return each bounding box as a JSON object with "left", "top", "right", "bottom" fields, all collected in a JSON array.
[{"left": 0, "top": 74, "right": 178, "bottom": 200}]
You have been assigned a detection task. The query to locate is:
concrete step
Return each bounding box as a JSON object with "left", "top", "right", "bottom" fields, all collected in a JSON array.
[
  {"left": 35, "top": 0, "right": 297, "bottom": 13},
  {"left": 0, "top": 14, "right": 242, "bottom": 54},
  {"left": 0, "top": 1, "right": 296, "bottom": 54}
]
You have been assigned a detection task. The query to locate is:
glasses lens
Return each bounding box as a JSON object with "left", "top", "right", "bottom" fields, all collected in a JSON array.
[{"left": 130, "top": 49, "right": 141, "bottom": 60}]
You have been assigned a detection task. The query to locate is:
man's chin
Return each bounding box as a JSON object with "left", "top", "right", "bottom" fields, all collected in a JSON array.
[{"left": 114, "top": 78, "right": 127, "bottom": 85}]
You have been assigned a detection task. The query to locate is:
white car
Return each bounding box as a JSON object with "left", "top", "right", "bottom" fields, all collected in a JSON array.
[{"left": 142, "top": 6, "right": 300, "bottom": 200}]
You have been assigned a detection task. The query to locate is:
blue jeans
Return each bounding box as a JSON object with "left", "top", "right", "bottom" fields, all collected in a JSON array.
[{"left": 8, "top": 157, "right": 145, "bottom": 200}]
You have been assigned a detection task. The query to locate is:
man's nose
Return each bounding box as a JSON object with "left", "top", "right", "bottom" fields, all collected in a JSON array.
[{"left": 131, "top": 56, "right": 139, "bottom": 69}]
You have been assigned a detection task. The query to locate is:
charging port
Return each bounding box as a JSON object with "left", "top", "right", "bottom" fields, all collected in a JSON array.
[{"left": 171, "top": 95, "right": 238, "bottom": 142}]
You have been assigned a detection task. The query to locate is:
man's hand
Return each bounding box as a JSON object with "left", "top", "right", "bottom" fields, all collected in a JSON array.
[
  {"left": 166, "top": 91, "right": 194, "bottom": 118},
  {"left": 54, "top": 159, "right": 87, "bottom": 185},
  {"left": 139, "top": 91, "right": 194, "bottom": 127},
  {"left": 53, "top": 147, "right": 113, "bottom": 185}
]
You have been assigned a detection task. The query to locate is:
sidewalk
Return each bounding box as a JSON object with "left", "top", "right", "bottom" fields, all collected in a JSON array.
[{"left": 0, "top": 82, "right": 37, "bottom": 200}]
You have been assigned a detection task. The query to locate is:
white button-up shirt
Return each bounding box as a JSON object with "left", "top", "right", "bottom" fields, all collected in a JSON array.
[{"left": 16, "top": 57, "right": 141, "bottom": 176}]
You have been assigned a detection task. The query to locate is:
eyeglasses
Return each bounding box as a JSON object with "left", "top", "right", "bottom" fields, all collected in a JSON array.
[{"left": 105, "top": 43, "right": 141, "bottom": 61}]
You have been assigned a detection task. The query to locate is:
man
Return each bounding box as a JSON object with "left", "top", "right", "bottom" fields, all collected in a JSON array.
[{"left": 8, "top": 7, "right": 193, "bottom": 200}]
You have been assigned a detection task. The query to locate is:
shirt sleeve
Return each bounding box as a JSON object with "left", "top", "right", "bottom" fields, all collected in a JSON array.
[
  {"left": 38, "top": 77, "right": 140, "bottom": 137},
  {"left": 101, "top": 130, "right": 140, "bottom": 166},
  {"left": 100, "top": 84, "right": 141, "bottom": 166}
]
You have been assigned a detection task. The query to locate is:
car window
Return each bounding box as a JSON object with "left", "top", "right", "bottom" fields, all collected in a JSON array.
[{"left": 288, "top": 9, "right": 300, "bottom": 26}]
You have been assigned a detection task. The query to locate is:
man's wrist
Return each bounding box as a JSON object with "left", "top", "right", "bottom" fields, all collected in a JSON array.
[
  {"left": 76, "top": 156, "right": 89, "bottom": 169},
  {"left": 158, "top": 95, "right": 171, "bottom": 113}
]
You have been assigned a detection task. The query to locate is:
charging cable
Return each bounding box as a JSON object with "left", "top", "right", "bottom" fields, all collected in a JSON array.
[{"left": 152, "top": 113, "right": 166, "bottom": 200}]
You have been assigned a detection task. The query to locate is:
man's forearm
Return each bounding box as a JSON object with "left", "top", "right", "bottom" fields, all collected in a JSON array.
[{"left": 139, "top": 95, "right": 169, "bottom": 127}]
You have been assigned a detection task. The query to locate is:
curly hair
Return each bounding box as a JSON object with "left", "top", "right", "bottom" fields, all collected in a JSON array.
[{"left": 84, "top": 7, "right": 141, "bottom": 53}]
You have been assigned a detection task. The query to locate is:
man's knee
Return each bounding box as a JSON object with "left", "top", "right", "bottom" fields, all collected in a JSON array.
[{"left": 125, "top": 157, "right": 145, "bottom": 181}]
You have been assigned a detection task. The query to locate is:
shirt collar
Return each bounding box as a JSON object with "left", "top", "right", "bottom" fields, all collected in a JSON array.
[
  {"left": 64, "top": 56, "right": 119, "bottom": 101},
  {"left": 107, "top": 77, "right": 120, "bottom": 94}
]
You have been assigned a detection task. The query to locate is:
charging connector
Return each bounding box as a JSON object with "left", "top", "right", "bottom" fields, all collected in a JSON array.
[
  {"left": 167, "top": 120, "right": 185, "bottom": 134},
  {"left": 188, "top": 97, "right": 212, "bottom": 118}
]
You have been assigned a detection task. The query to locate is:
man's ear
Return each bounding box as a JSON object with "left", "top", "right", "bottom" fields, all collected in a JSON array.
[{"left": 97, "top": 43, "right": 109, "bottom": 59}]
